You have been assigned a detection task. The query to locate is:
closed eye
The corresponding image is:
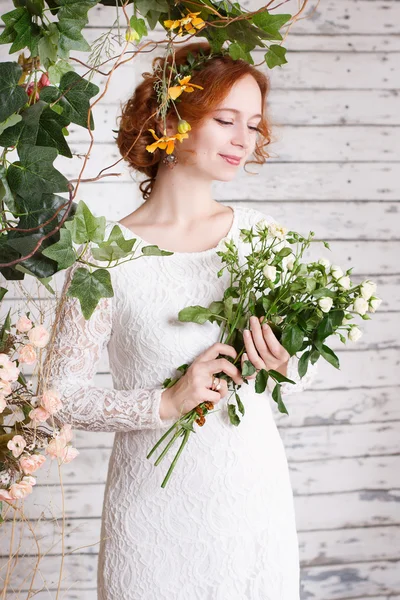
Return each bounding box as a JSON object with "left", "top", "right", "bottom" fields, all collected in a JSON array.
[{"left": 214, "top": 118, "right": 261, "bottom": 133}]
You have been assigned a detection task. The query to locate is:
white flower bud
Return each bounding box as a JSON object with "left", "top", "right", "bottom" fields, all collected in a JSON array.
[
  {"left": 337, "top": 275, "right": 351, "bottom": 290},
  {"left": 318, "top": 297, "right": 333, "bottom": 312},
  {"left": 353, "top": 296, "right": 369, "bottom": 315},
  {"left": 341, "top": 314, "right": 353, "bottom": 325},
  {"left": 318, "top": 258, "right": 330, "bottom": 270},
  {"left": 263, "top": 264, "right": 276, "bottom": 281},
  {"left": 286, "top": 258, "right": 295, "bottom": 271},
  {"left": 330, "top": 265, "right": 343, "bottom": 280},
  {"left": 368, "top": 296, "right": 382, "bottom": 313},
  {"left": 348, "top": 326, "right": 363, "bottom": 342},
  {"left": 360, "top": 279, "right": 377, "bottom": 300}
]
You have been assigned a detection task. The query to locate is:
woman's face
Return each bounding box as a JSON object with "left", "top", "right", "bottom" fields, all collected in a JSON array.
[{"left": 167, "top": 73, "right": 263, "bottom": 181}]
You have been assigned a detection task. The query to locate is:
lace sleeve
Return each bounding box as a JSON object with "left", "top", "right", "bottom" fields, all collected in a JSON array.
[
  {"left": 267, "top": 351, "right": 319, "bottom": 396},
  {"left": 42, "top": 244, "right": 176, "bottom": 432}
]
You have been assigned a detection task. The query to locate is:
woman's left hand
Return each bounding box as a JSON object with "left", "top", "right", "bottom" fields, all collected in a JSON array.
[{"left": 241, "top": 315, "right": 290, "bottom": 380}]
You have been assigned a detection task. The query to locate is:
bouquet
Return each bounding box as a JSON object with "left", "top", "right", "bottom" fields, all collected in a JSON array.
[
  {"left": 147, "top": 218, "right": 381, "bottom": 488},
  {"left": 0, "top": 305, "right": 78, "bottom": 519}
]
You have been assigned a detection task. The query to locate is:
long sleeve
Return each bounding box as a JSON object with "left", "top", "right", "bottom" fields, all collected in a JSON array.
[
  {"left": 267, "top": 350, "right": 319, "bottom": 396},
  {"left": 42, "top": 244, "right": 176, "bottom": 432}
]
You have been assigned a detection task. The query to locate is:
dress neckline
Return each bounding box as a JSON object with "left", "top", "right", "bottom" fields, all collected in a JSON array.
[{"left": 114, "top": 205, "right": 238, "bottom": 257}]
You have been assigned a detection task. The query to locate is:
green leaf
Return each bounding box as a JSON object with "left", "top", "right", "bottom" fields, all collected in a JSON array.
[
  {"left": 265, "top": 44, "right": 288, "bottom": 69},
  {"left": 255, "top": 368, "right": 268, "bottom": 393},
  {"left": 252, "top": 11, "right": 291, "bottom": 40},
  {"left": 227, "top": 402, "right": 240, "bottom": 426},
  {"left": 268, "top": 369, "right": 296, "bottom": 385},
  {"left": 0, "top": 112, "right": 22, "bottom": 136},
  {"left": 272, "top": 383, "right": 289, "bottom": 415},
  {"left": 141, "top": 245, "right": 174, "bottom": 256},
  {"left": 235, "top": 392, "right": 245, "bottom": 416},
  {"left": 241, "top": 359, "right": 256, "bottom": 378},
  {"left": 0, "top": 62, "right": 28, "bottom": 123},
  {"left": 314, "top": 342, "right": 340, "bottom": 369},
  {"left": 281, "top": 324, "right": 304, "bottom": 355},
  {"left": 63, "top": 199, "right": 106, "bottom": 244},
  {"left": 40, "top": 71, "right": 99, "bottom": 129},
  {"left": 178, "top": 305, "right": 212, "bottom": 324},
  {"left": 55, "top": 0, "right": 98, "bottom": 55},
  {"left": 0, "top": 165, "right": 15, "bottom": 211},
  {"left": 129, "top": 14, "right": 148, "bottom": 42},
  {"left": 7, "top": 145, "right": 69, "bottom": 201},
  {"left": 298, "top": 350, "right": 310, "bottom": 378},
  {"left": 66, "top": 266, "right": 114, "bottom": 320},
  {"left": 41, "top": 227, "right": 76, "bottom": 269}
]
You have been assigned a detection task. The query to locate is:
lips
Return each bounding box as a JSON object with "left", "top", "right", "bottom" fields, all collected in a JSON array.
[{"left": 219, "top": 154, "right": 242, "bottom": 165}]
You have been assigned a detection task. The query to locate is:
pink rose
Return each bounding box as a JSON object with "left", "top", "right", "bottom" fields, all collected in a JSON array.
[
  {"left": 9, "top": 480, "right": 33, "bottom": 499},
  {"left": 60, "top": 424, "right": 72, "bottom": 443},
  {"left": 0, "top": 354, "right": 20, "bottom": 382},
  {"left": 45, "top": 436, "right": 67, "bottom": 460},
  {"left": 16, "top": 316, "right": 33, "bottom": 333},
  {"left": 0, "top": 488, "right": 15, "bottom": 502},
  {"left": 0, "top": 379, "right": 12, "bottom": 397},
  {"left": 61, "top": 446, "right": 79, "bottom": 464},
  {"left": 41, "top": 388, "right": 62, "bottom": 415},
  {"left": 7, "top": 435, "right": 26, "bottom": 458},
  {"left": 27, "top": 325, "right": 50, "bottom": 349},
  {"left": 19, "top": 453, "right": 46, "bottom": 475},
  {"left": 0, "top": 396, "right": 7, "bottom": 413},
  {"left": 18, "top": 344, "right": 37, "bottom": 365},
  {"left": 29, "top": 406, "right": 51, "bottom": 423}
]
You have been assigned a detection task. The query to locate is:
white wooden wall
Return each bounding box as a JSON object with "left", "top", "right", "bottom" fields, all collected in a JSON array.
[{"left": 1, "top": 1, "right": 399, "bottom": 598}]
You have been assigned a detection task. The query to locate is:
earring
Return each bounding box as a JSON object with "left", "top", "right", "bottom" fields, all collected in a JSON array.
[{"left": 162, "top": 152, "right": 178, "bottom": 168}]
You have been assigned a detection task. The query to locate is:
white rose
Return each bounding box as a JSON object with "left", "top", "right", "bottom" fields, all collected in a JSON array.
[
  {"left": 330, "top": 265, "right": 343, "bottom": 280},
  {"left": 348, "top": 326, "right": 363, "bottom": 342},
  {"left": 286, "top": 258, "right": 295, "bottom": 271},
  {"left": 263, "top": 264, "right": 276, "bottom": 281},
  {"left": 318, "top": 258, "right": 330, "bottom": 270},
  {"left": 360, "top": 279, "right": 377, "bottom": 301},
  {"left": 353, "top": 296, "right": 369, "bottom": 315},
  {"left": 337, "top": 275, "right": 351, "bottom": 290},
  {"left": 368, "top": 296, "right": 382, "bottom": 313},
  {"left": 318, "top": 297, "right": 333, "bottom": 312},
  {"left": 255, "top": 219, "right": 270, "bottom": 232},
  {"left": 267, "top": 222, "right": 288, "bottom": 240},
  {"left": 27, "top": 325, "right": 50, "bottom": 349}
]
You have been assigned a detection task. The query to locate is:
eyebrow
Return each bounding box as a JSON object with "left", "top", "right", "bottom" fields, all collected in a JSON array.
[{"left": 214, "top": 108, "right": 262, "bottom": 119}]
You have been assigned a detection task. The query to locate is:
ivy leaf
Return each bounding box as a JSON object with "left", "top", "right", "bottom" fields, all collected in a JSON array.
[
  {"left": 252, "top": 11, "right": 291, "bottom": 41},
  {"left": 0, "top": 112, "right": 22, "bottom": 136},
  {"left": 63, "top": 199, "right": 106, "bottom": 244},
  {"left": 38, "top": 23, "right": 60, "bottom": 70},
  {"left": 0, "top": 62, "right": 28, "bottom": 123},
  {"left": 41, "top": 227, "right": 76, "bottom": 269},
  {"left": 265, "top": 44, "right": 288, "bottom": 69},
  {"left": 0, "top": 165, "right": 15, "bottom": 211},
  {"left": 67, "top": 266, "right": 114, "bottom": 320},
  {"left": 55, "top": 0, "right": 99, "bottom": 56},
  {"left": 39, "top": 71, "right": 99, "bottom": 129},
  {"left": 7, "top": 145, "right": 69, "bottom": 201}
]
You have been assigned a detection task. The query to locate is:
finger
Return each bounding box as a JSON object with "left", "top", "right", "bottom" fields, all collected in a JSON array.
[
  {"left": 207, "top": 358, "right": 244, "bottom": 385},
  {"left": 249, "top": 316, "right": 276, "bottom": 363},
  {"left": 261, "top": 322, "right": 289, "bottom": 361},
  {"left": 197, "top": 342, "right": 238, "bottom": 363}
]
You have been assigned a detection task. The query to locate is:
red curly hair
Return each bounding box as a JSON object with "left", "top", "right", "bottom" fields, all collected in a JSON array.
[{"left": 116, "top": 40, "right": 274, "bottom": 201}]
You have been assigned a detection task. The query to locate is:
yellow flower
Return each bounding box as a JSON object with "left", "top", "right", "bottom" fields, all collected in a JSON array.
[
  {"left": 163, "top": 12, "right": 206, "bottom": 37},
  {"left": 168, "top": 75, "right": 204, "bottom": 100},
  {"left": 146, "top": 129, "right": 189, "bottom": 154}
]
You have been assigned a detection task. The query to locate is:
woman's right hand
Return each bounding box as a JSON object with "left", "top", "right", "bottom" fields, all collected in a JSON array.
[{"left": 159, "top": 342, "right": 244, "bottom": 421}]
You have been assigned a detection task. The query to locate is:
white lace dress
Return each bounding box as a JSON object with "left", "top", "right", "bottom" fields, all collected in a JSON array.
[{"left": 45, "top": 205, "right": 318, "bottom": 600}]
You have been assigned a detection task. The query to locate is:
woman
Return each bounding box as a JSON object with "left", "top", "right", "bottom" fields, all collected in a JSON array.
[{"left": 44, "top": 42, "right": 318, "bottom": 600}]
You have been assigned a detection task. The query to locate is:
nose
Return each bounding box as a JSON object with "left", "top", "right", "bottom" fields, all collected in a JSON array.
[{"left": 231, "top": 122, "right": 251, "bottom": 152}]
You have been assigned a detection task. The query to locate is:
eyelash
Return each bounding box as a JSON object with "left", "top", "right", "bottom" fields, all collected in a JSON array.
[{"left": 214, "top": 118, "right": 261, "bottom": 133}]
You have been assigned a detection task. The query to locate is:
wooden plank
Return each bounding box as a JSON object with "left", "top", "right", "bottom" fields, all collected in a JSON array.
[{"left": 26, "top": 449, "right": 400, "bottom": 494}]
